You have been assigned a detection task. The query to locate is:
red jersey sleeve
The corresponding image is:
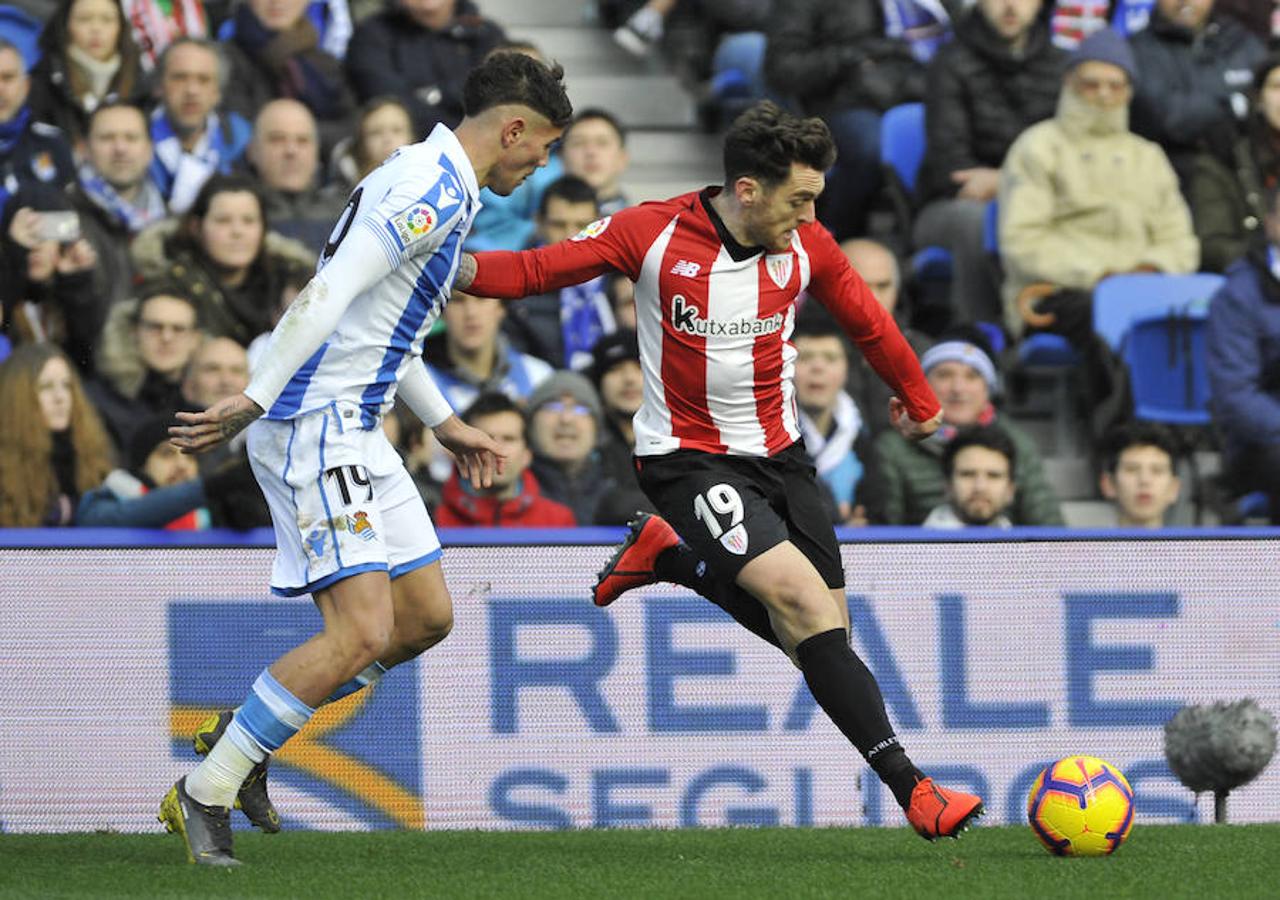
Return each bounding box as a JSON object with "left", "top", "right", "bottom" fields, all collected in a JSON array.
[
  {"left": 802, "top": 225, "right": 941, "bottom": 423},
  {"left": 468, "top": 204, "right": 671, "bottom": 299}
]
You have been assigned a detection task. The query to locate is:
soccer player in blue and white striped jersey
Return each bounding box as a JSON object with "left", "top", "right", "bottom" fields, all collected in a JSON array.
[{"left": 160, "top": 52, "right": 571, "bottom": 866}]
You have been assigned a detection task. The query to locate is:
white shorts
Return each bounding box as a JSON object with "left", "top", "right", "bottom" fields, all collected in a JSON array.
[{"left": 247, "top": 401, "right": 441, "bottom": 597}]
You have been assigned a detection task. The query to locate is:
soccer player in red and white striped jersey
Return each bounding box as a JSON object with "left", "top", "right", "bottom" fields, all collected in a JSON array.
[{"left": 460, "top": 101, "right": 984, "bottom": 839}]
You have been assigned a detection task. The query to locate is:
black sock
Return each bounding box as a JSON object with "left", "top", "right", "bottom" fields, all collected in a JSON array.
[
  {"left": 654, "top": 544, "right": 782, "bottom": 649},
  {"left": 796, "top": 628, "right": 923, "bottom": 809}
]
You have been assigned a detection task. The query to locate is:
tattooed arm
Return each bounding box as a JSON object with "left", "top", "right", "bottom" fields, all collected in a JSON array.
[{"left": 170, "top": 394, "right": 265, "bottom": 454}]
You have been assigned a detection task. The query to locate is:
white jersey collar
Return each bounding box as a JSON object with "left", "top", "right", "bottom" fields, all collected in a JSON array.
[{"left": 427, "top": 123, "right": 481, "bottom": 203}]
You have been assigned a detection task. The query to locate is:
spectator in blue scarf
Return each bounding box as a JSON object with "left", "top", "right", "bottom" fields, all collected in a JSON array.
[
  {"left": 0, "top": 37, "right": 76, "bottom": 221},
  {"left": 148, "top": 37, "right": 251, "bottom": 214},
  {"left": 503, "top": 175, "right": 615, "bottom": 371},
  {"left": 68, "top": 100, "right": 165, "bottom": 306}
]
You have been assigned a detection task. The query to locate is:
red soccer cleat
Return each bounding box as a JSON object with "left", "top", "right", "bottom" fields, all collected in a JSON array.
[
  {"left": 592, "top": 513, "right": 681, "bottom": 607},
  {"left": 905, "top": 777, "right": 984, "bottom": 841}
]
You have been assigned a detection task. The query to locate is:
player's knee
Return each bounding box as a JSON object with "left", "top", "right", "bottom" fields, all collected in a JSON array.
[
  {"left": 337, "top": 616, "right": 394, "bottom": 668},
  {"left": 755, "top": 575, "right": 827, "bottom": 620},
  {"left": 405, "top": 606, "right": 454, "bottom": 653}
]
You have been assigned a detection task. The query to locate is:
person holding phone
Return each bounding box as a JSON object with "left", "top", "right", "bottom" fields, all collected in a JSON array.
[{"left": 2, "top": 195, "right": 102, "bottom": 373}]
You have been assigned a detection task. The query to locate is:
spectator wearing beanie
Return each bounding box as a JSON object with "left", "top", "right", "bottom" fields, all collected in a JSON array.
[
  {"left": 526, "top": 369, "right": 617, "bottom": 526},
  {"left": 871, "top": 332, "right": 1063, "bottom": 525},
  {"left": 76, "top": 413, "right": 209, "bottom": 528},
  {"left": 587, "top": 329, "right": 656, "bottom": 525}
]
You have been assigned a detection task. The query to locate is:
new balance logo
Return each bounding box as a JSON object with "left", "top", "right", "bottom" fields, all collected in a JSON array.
[
  {"left": 670, "top": 295, "right": 784, "bottom": 338},
  {"left": 669, "top": 259, "right": 701, "bottom": 278}
]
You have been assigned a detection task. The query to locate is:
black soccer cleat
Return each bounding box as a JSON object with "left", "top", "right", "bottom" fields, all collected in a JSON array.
[
  {"left": 194, "top": 710, "right": 282, "bottom": 833},
  {"left": 158, "top": 777, "right": 241, "bottom": 867}
]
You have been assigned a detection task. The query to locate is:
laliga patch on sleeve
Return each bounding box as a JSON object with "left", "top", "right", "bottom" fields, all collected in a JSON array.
[
  {"left": 388, "top": 202, "right": 440, "bottom": 250},
  {"left": 570, "top": 216, "right": 612, "bottom": 241}
]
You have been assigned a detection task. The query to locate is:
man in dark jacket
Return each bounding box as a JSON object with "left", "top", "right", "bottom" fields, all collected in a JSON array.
[
  {"left": 68, "top": 102, "right": 166, "bottom": 308},
  {"left": 1129, "top": 0, "right": 1267, "bottom": 187},
  {"left": 587, "top": 328, "right": 655, "bottom": 526},
  {"left": 1206, "top": 191, "right": 1280, "bottom": 525},
  {"left": 221, "top": 0, "right": 357, "bottom": 155},
  {"left": 345, "top": 0, "right": 506, "bottom": 137},
  {"left": 0, "top": 38, "right": 75, "bottom": 219},
  {"left": 915, "top": 0, "right": 1066, "bottom": 324},
  {"left": 526, "top": 370, "right": 617, "bottom": 526},
  {"left": 764, "top": 0, "right": 926, "bottom": 239}
]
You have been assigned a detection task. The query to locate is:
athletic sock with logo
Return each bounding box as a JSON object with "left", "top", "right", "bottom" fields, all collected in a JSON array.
[
  {"left": 795, "top": 628, "right": 923, "bottom": 809},
  {"left": 654, "top": 543, "right": 782, "bottom": 648}
]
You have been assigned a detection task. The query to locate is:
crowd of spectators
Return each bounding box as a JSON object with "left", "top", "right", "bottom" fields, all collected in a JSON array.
[{"left": 1, "top": 0, "right": 1278, "bottom": 530}]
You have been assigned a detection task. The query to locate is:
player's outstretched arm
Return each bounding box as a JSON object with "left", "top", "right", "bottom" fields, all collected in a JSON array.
[
  {"left": 170, "top": 393, "right": 264, "bottom": 454},
  {"left": 433, "top": 415, "right": 507, "bottom": 490},
  {"left": 888, "top": 397, "right": 942, "bottom": 443}
]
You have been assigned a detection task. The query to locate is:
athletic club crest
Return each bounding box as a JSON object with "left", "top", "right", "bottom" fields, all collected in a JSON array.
[
  {"left": 765, "top": 254, "right": 793, "bottom": 289},
  {"left": 719, "top": 523, "right": 749, "bottom": 556}
]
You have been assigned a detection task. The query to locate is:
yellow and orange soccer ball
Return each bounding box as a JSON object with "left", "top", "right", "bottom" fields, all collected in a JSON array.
[{"left": 1027, "top": 755, "right": 1135, "bottom": 856}]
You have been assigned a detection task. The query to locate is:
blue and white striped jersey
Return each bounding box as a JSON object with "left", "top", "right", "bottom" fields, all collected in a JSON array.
[{"left": 245, "top": 124, "right": 480, "bottom": 430}]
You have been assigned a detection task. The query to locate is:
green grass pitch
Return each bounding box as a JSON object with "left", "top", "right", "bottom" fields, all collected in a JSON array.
[{"left": 2, "top": 824, "right": 1276, "bottom": 899}]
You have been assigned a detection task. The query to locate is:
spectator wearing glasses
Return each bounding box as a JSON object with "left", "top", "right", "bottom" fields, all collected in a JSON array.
[{"left": 86, "top": 282, "right": 202, "bottom": 450}]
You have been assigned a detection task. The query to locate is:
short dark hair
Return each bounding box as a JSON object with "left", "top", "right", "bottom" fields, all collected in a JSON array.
[
  {"left": 133, "top": 282, "right": 200, "bottom": 325},
  {"left": 565, "top": 107, "right": 626, "bottom": 146},
  {"left": 87, "top": 99, "right": 149, "bottom": 136},
  {"left": 792, "top": 305, "right": 845, "bottom": 343},
  {"left": 722, "top": 101, "right": 836, "bottom": 188},
  {"left": 1100, "top": 422, "right": 1179, "bottom": 473},
  {"left": 942, "top": 425, "right": 1017, "bottom": 479},
  {"left": 157, "top": 36, "right": 227, "bottom": 90},
  {"left": 462, "top": 391, "right": 527, "bottom": 430},
  {"left": 538, "top": 174, "right": 598, "bottom": 218},
  {"left": 463, "top": 53, "right": 573, "bottom": 128}
]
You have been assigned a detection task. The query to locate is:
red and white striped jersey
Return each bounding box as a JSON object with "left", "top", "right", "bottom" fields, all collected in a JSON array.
[{"left": 470, "top": 190, "right": 939, "bottom": 458}]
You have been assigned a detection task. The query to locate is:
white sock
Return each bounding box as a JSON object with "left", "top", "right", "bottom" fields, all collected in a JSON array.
[{"left": 185, "top": 719, "right": 265, "bottom": 808}]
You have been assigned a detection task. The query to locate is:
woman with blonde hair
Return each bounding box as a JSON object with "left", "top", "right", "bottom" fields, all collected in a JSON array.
[{"left": 0, "top": 342, "right": 114, "bottom": 526}]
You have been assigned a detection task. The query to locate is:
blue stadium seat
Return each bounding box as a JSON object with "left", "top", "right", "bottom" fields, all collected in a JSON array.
[
  {"left": 1123, "top": 306, "right": 1211, "bottom": 426},
  {"left": 1093, "top": 272, "right": 1225, "bottom": 352},
  {"left": 982, "top": 200, "right": 999, "bottom": 256},
  {"left": 1017, "top": 332, "right": 1078, "bottom": 367},
  {"left": 879, "top": 102, "right": 926, "bottom": 196},
  {"left": 0, "top": 4, "right": 42, "bottom": 70}
]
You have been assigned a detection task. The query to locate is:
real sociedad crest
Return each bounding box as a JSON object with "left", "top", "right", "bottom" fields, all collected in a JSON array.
[{"left": 765, "top": 253, "right": 793, "bottom": 289}]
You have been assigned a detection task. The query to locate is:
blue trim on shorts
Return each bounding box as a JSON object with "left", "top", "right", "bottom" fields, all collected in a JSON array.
[
  {"left": 282, "top": 420, "right": 303, "bottom": 582},
  {"left": 389, "top": 548, "right": 442, "bottom": 580},
  {"left": 316, "top": 414, "right": 345, "bottom": 571},
  {"left": 270, "top": 561, "right": 389, "bottom": 597}
]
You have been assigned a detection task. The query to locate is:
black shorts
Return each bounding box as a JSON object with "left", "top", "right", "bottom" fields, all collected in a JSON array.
[{"left": 635, "top": 443, "right": 845, "bottom": 588}]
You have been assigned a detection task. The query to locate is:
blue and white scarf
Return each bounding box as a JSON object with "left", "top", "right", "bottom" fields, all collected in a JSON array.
[
  {"left": 882, "top": 0, "right": 953, "bottom": 64},
  {"left": 77, "top": 161, "right": 168, "bottom": 234},
  {"left": 0, "top": 105, "right": 30, "bottom": 156},
  {"left": 150, "top": 108, "right": 232, "bottom": 213},
  {"left": 560, "top": 275, "right": 615, "bottom": 371}
]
